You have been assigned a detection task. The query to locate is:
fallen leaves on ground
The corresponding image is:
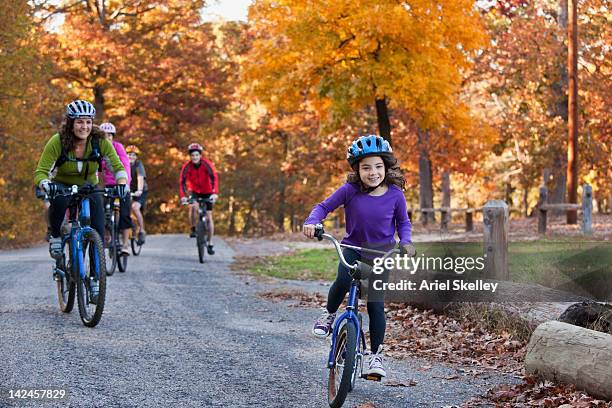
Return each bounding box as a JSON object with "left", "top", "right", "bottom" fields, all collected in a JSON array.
[
  {"left": 462, "top": 376, "right": 612, "bottom": 407},
  {"left": 384, "top": 303, "right": 526, "bottom": 374},
  {"left": 257, "top": 288, "right": 326, "bottom": 309}
]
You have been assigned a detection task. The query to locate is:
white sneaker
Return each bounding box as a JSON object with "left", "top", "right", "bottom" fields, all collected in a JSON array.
[
  {"left": 365, "top": 345, "right": 386, "bottom": 377},
  {"left": 312, "top": 309, "right": 336, "bottom": 338}
]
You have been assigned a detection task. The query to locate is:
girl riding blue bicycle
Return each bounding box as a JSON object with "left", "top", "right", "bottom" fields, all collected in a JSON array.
[{"left": 303, "top": 134, "right": 415, "bottom": 378}]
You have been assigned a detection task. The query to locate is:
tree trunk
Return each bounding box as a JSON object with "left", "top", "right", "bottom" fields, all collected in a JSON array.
[
  {"left": 417, "top": 128, "right": 434, "bottom": 224},
  {"left": 375, "top": 97, "right": 392, "bottom": 145},
  {"left": 242, "top": 199, "right": 256, "bottom": 236},
  {"left": 441, "top": 169, "right": 451, "bottom": 227},
  {"left": 566, "top": 0, "right": 579, "bottom": 224},
  {"left": 550, "top": 0, "right": 569, "bottom": 215},
  {"left": 93, "top": 83, "right": 106, "bottom": 121},
  {"left": 525, "top": 321, "right": 612, "bottom": 400},
  {"left": 276, "top": 132, "right": 289, "bottom": 232},
  {"left": 228, "top": 193, "right": 237, "bottom": 236}
]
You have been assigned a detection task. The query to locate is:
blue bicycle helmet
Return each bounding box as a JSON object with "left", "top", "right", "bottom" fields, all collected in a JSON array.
[
  {"left": 346, "top": 135, "right": 393, "bottom": 166},
  {"left": 66, "top": 100, "right": 96, "bottom": 119}
]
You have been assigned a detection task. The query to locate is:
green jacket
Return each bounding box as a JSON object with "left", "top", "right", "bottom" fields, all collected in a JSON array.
[{"left": 34, "top": 133, "right": 127, "bottom": 187}]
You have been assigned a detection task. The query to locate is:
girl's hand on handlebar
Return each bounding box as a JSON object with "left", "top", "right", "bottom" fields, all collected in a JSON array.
[
  {"left": 303, "top": 224, "right": 316, "bottom": 239},
  {"left": 400, "top": 243, "right": 416, "bottom": 257},
  {"left": 180, "top": 197, "right": 189, "bottom": 205}
]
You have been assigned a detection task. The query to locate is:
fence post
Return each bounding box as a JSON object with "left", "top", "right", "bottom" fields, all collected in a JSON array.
[
  {"left": 582, "top": 184, "right": 593, "bottom": 234},
  {"left": 440, "top": 208, "right": 449, "bottom": 232},
  {"left": 538, "top": 185, "right": 548, "bottom": 235},
  {"left": 483, "top": 200, "right": 509, "bottom": 280},
  {"left": 465, "top": 209, "right": 473, "bottom": 232}
]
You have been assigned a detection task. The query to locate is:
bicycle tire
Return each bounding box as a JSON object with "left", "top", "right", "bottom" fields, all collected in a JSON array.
[
  {"left": 118, "top": 251, "right": 128, "bottom": 272},
  {"left": 131, "top": 237, "right": 142, "bottom": 256},
  {"left": 56, "top": 243, "right": 75, "bottom": 313},
  {"left": 76, "top": 229, "right": 107, "bottom": 327},
  {"left": 328, "top": 322, "right": 357, "bottom": 408},
  {"left": 196, "top": 219, "right": 206, "bottom": 264},
  {"left": 105, "top": 220, "right": 117, "bottom": 276}
]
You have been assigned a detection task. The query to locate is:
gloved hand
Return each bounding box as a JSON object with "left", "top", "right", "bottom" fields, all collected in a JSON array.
[
  {"left": 117, "top": 184, "right": 130, "bottom": 199},
  {"left": 180, "top": 197, "right": 189, "bottom": 205},
  {"left": 210, "top": 194, "right": 218, "bottom": 203},
  {"left": 40, "top": 179, "right": 51, "bottom": 195},
  {"left": 400, "top": 243, "right": 416, "bottom": 257}
]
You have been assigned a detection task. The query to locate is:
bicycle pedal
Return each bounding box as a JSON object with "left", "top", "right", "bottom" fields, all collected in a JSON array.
[{"left": 363, "top": 374, "right": 382, "bottom": 382}]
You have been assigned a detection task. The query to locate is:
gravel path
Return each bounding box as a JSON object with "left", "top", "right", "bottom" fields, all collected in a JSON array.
[{"left": 0, "top": 235, "right": 517, "bottom": 407}]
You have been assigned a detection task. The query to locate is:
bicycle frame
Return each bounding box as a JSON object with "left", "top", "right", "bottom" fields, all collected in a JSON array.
[
  {"left": 55, "top": 189, "right": 101, "bottom": 283},
  {"left": 327, "top": 282, "right": 366, "bottom": 369}
]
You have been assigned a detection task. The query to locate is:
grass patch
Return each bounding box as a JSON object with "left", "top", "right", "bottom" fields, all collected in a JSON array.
[
  {"left": 243, "top": 241, "right": 612, "bottom": 299},
  {"left": 247, "top": 248, "right": 338, "bottom": 280}
]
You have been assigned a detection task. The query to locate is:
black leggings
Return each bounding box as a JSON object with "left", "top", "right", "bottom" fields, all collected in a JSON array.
[
  {"left": 49, "top": 190, "right": 105, "bottom": 239},
  {"left": 326, "top": 248, "right": 386, "bottom": 353}
]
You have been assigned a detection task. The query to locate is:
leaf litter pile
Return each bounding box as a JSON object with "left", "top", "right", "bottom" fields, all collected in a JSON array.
[{"left": 258, "top": 290, "right": 611, "bottom": 407}]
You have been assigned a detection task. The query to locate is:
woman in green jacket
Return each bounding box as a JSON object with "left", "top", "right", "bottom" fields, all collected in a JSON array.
[{"left": 34, "top": 100, "right": 128, "bottom": 259}]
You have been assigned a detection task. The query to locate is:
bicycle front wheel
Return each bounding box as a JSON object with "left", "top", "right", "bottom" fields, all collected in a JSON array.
[
  {"left": 105, "top": 223, "right": 117, "bottom": 276},
  {"left": 328, "top": 322, "right": 358, "bottom": 408},
  {"left": 56, "top": 241, "right": 75, "bottom": 313},
  {"left": 76, "top": 229, "right": 107, "bottom": 327},
  {"left": 196, "top": 220, "right": 206, "bottom": 263}
]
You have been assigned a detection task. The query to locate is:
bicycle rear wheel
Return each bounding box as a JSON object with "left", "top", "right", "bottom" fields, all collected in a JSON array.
[
  {"left": 76, "top": 229, "right": 107, "bottom": 327},
  {"left": 56, "top": 240, "right": 75, "bottom": 313},
  {"left": 328, "top": 322, "right": 358, "bottom": 408},
  {"left": 196, "top": 219, "right": 206, "bottom": 264},
  {"left": 131, "top": 237, "right": 142, "bottom": 256}
]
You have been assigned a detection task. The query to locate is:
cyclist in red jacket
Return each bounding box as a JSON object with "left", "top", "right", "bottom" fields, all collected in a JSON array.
[{"left": 179, "top": 143, "right": 218, "bottom": 254}]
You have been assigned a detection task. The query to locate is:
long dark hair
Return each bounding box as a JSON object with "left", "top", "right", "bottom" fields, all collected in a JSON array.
[
  {"left": 347, "top": 155, "right": 406, "bottom": 192},
  {"left": 59, "top": 117, "right": 104, "bottom": 154}
]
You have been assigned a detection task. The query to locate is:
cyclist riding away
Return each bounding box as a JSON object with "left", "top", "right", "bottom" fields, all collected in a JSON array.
[
  {"left": 126, "top": 145, "right": 147, "bottom": 244},
  {"left": 100, "top": 122, "right": 132, "bottom": 255},
  {"left": 303, "top": 134, "right": 416, "bottom": 379},
  {"left": 179, "top": 143, "right": 218, "bottom": 255},
  {"left": 34, "top": 100, "right": 128, "bottom": 289}
]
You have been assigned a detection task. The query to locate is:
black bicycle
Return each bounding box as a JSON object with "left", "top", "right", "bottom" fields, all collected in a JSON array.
[
  {"left": 104, "top": 187, "right": 128, "bottom": 274},
  {"left": 129, "top": 193, "right": 145, "bottom": 256},
  {"left": 186, "top": 196, "right": 213, "bottom": 263},
  {"left": 49, "top": 183, "right": 107, "bottom": 327}
]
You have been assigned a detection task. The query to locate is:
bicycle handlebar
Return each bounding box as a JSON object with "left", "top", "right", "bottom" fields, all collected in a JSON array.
[
  {"left": 313, "top": 224, "right": 399, "bottom": 279},
  {"left": 49, "top": 183, "right": 106, "bottom": 199}
]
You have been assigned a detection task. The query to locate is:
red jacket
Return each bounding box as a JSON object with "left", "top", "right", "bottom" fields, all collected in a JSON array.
[{"left": 179, "top": 158, "right": 218, "bottom": 197}]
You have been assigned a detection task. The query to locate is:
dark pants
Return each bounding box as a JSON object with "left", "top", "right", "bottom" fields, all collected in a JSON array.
[
  {"left": 326, "top": 248, "right": 386, "bottom": 353},
  {"left": 49, "top": 190, "right": 105, "bottom": 239},
  {"left": 107, "top": 185, "right": 133, "bottom": 231}
]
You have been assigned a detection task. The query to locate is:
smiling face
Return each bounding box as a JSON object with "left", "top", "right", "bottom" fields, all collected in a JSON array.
[
  {"left": 128, "top": 152, "right": 138, "bottom": 165},
  {"left": 72, "top": 118, "right": 93, "bottom": 140},
  {"left": 190, "top": 151, "right": 202, "bottom": 164},
  {"left": 358, "top": 156, "right": 385, "bottom": 188}
]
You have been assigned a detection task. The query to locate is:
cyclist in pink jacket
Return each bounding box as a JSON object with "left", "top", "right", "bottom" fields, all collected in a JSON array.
[{"left": 100, "top": 122, "right": 133, "bottom": 255}]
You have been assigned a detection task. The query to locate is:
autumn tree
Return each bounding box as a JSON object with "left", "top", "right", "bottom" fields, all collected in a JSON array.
[
  {"left": 244, "top": 0, "right": 487, "bottom": 141},
  {"left": 0, "top": 0, "right": 60, "bottom": 246}
]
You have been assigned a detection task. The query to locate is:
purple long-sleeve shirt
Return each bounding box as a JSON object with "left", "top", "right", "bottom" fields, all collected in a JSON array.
[{"left": 304, "top": 182, "right": 412, "bottom": 249}]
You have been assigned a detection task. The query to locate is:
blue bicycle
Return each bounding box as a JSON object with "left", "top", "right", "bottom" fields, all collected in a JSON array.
[
  {"left": 50, "top": 183, "right": 107, "bottom": 327},
  {"left": 314, "top": 225, "right": 397, "bottom": 408}
]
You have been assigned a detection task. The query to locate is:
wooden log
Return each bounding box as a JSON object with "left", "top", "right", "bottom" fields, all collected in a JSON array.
[
  {"left": 538, "top": 185, "right": 548, "bottom": 234},
  {"left": 540, "top": 203, "right": 581, "bottom": 211},
  {"left": 483, "top": 200, "right": 508, "bottom": 280},
  {"left": 582, "top": 184, "right": 593, "bottom": 234},
  {"left": 525, "top": 321, "right": 612, "bottom": 400}
]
